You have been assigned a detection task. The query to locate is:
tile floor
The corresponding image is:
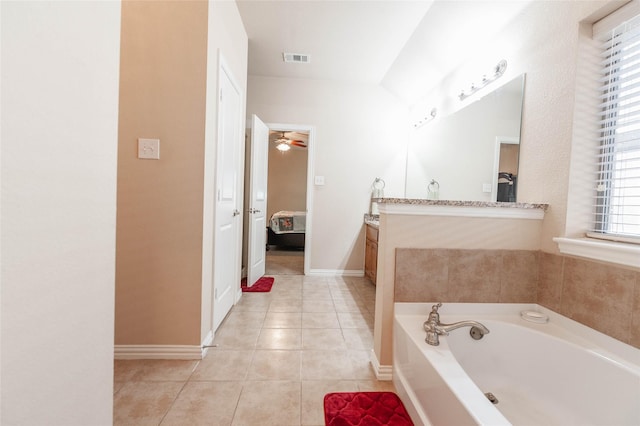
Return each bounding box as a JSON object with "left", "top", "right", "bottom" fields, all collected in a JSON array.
[{"left": 113, "top": 274, "right": 393, "bottom": 425}]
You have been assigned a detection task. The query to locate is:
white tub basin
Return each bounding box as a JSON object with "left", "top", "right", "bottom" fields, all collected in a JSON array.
[{"left": 393, "top": 303, "right": 640, "bottom": 426}]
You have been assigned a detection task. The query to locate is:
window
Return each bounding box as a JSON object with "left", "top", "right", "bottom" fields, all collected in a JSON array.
[{"left": 591, "top": 10, "right": 640, "bottom": 242}]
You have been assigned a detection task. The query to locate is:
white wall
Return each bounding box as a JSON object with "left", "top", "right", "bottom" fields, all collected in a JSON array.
[
  {"left": 1, "top": 1, "right": 121, "bottom": 424},
  {"left": 247, "top": 76, "right": 409, "bottom": 272},
  {"left": 201, "top": 0, "right": 248, "bottom": 342},
  {"left": 409, "top": 0, "right": 622, "bottom": 253}
]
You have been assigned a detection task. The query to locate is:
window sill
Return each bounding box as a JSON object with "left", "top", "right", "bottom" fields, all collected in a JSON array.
[{"left": 553, "top": 237, "right": 640, "bottom": 269}]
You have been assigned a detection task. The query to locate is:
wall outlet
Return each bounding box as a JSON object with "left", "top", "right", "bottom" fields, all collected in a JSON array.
[{"left": 138, "top": 138, "right": 160, "bottom": 160}]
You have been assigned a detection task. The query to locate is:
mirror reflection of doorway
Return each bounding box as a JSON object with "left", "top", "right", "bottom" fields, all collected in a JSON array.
[{"left": 265, "top": 129, "right": 308, "bottom": 275}]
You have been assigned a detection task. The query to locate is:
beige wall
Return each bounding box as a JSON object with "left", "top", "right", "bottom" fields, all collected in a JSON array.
[
  {"left": 267, "top": 145, "right": 308, "bottom": 220},
  {"left": 116, "top": 0, "right": 208, "bottom": 346},
  {"left": 247, "top": 76, "right": 409, "bottom": 272},
  {"left": 2, "top": 1, "right": 121, "bottom": 423},
  {"left": 116, "top": 0, "right": 248, "bottom": 348}
]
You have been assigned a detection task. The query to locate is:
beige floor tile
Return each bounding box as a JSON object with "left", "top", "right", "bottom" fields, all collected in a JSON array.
[
  {"left": 302, "top": 328, "right": 347, "bottom": 350},
  {"left": 272, "top": 274, "right": 304, "bottom": 285},
  {"left": 114, "top": 381, "right": 126, "bottom": 395},
  {"left": 333, "top": 298, "right": 368, "bottom": 313},
  {"left": 331, "top": 288, "right": 361, "bottom": 302},
  {"left": 302, "top": 288, "right": 333, "bottom": 300},
  {"left": 302, "top": 299, "right": 336, "bottom": 313},
  {"left": 222, "top": 310, "right": 267, "bottom": 329},
  {"left": 190, "top": 350, "right": 254, "bottom": 381},
  {"left": 113, "top": 381, "right": 184, "bottom": 426},
  {"left": 247, "top": 349, "right": 301, "bottom": 380},
  {"left": 129, "top": 359, "right": 199, "bottom": 382},
  {"left": 263, "top": 311, "right": 302, "bottom": 328},
  {"left": 341, "top": 328, "right": 374, "bottom": 350},
  {"left": 357, "top": 380, "right": 397, "bottom": 392},
  {"left": 114, "top": 267, "right": 382, "bottom": 425},
  {"left": 300, "top": 380, "right": 358, "bottom": 426},
  {"left": 346, "top": 350, "right": 377, "bottom": 380},
  {"left": 301, "top": 350, "right": 356, "bottom": 380},
  {"left": 114, "top": 360, "right": 145, "bottom": 382},
  {"left": 269, "top": 301, "right": 303, "bottom": 313},
  {"left": 302, "top": 312, "right": 340, "bottom": 328},
  {"left": 160, "top": 381, "right": 242, "bottom": 426},
  {"left": 233, "top": 294, "right": 272, "bottom": 312},
  {"left": 257, "top": 328, "right": 302, "bottom": 349},
  {"left": 232, "top": 381, "right": 301, "bottom": 426},
  {"left": 302, "top": 276, "right": 329, "bottom": 285},
  {"left": 212, "top": 326, "right": 261, "bottom": 349},
  {"left": 337, "top": 311, "right": 374, "bottom": 329},
  {"left": 271, "top": 282, "right": 302, "bottom": 299}
]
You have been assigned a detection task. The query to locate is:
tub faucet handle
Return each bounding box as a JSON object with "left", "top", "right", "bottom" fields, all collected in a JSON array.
[{"left": 428, "top": 303, "right": 442, "bottom": 322}]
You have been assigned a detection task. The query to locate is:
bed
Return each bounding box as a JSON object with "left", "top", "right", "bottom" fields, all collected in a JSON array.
[{"left": 267, "top": 210, "right": 306, "bottom": 250}]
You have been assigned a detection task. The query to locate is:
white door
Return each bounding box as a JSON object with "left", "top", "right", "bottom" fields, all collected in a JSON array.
[
  {"left": 212, "top": 62, "right": 242, "bottom": 331},
  {"left": 247, "top": 115, "right": 269, "bottom": 286}
]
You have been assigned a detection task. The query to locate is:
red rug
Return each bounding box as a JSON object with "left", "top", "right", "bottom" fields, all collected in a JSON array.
[
  {"left": 241, "top": 276, "right": 274, "bottom": 292},
  {"left": 324, "top": 392, "right": 414, "bottom": 426}
]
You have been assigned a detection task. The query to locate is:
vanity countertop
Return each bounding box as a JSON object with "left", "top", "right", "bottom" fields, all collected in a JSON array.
[
  {"left": 376, "top": 198, "right": 548, "bottom": 211},
  {"left": 363, "top": 214, "right": 379, "bottom": 228}
]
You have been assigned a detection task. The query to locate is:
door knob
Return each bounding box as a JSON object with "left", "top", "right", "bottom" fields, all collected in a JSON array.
[
  {"left": 248, "top": 208, "right": 262, "bottom": 214},
  {"left": 232, "top": 209, "right": 240, "bottom": 217}
]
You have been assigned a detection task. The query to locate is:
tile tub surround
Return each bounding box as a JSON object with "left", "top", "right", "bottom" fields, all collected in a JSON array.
[
  {"left": 395, "top": 249, "right": 539, "bottom": 304},
  {"left": 395, "top": 248, "right": 640, "bottom": 349}
]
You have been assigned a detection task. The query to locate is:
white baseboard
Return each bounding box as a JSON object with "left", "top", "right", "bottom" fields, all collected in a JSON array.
[
  {"left": 370, "top": 349, "right": 393, "bottom": 381},
  {"left": 308, "top": 269, "right": 364, "bottom": 277},
  {"left": 200, "top": 330, "right": 214, "bottom": 358},
  {"left": 115, "top": 344, "right": 205, "bottom": 360}
]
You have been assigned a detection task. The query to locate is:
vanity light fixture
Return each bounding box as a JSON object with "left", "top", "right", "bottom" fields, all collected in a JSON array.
[
  {"left": 459, "top": 59, "right": 508, "bottom": 101},
  {"left": 413, "top": 108, "right": 437, "bottom": 128}
]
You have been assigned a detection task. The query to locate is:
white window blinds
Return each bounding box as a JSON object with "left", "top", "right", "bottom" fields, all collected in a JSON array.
[{"left": 591, "top": 12, "right": 640, "bottom": 241}]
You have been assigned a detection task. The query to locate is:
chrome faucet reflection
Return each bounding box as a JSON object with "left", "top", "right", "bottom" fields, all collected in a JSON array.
[{"left": 423, "top": 303, "right": 490, "bottom": 346}]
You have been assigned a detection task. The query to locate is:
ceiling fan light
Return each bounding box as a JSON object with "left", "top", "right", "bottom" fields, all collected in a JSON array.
[{"left": 276, "top": 142, "right": 290, "bottom": 152}]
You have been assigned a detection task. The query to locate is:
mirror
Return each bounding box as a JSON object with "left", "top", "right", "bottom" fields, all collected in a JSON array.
[{"left": 405, "top": 74, "right": 525, "bottom": 202}]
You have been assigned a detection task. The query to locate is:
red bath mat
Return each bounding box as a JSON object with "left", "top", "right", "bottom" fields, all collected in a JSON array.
[
  {"left": 324, "top": 392, "right": 414, "bottom": 426},
  {"left": 241, "top": 276, "right": 274, "bottom": 292}
]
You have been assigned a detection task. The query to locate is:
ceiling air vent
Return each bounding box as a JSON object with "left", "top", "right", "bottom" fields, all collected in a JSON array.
[{"left": 283, "top": 53, "right": 311, "bottom": 64}]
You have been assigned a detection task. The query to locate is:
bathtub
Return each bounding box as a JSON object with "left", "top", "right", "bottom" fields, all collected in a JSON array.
[{"left": 393, "top": 303, "right": 640, "bottom": 426}]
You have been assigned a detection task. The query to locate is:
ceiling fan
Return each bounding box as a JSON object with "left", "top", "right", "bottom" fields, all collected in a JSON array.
[{"left": 273, "top": 131, "right": 307, "bottom": 151}]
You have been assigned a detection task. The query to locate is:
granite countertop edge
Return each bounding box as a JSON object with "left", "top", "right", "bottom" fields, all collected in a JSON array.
[{"left": 375, "top": 198, "right": 548, "bottom": 211}]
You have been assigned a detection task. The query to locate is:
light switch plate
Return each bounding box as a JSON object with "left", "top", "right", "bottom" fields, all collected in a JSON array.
[
  {"left": 314, "top": 176, "right": 325, "bottom": 186},
  {"left": 138, "top": 138, "right": 160, "bottom": 160}
]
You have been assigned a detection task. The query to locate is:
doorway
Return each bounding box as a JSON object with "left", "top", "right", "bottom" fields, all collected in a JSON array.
[{"left": 242, "top": 123, "right": 314, "bottom": 277}]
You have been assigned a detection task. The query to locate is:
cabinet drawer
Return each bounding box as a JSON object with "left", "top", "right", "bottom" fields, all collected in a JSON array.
[{"left": 366, "top": 224, "right": 379, "bottom": 242}]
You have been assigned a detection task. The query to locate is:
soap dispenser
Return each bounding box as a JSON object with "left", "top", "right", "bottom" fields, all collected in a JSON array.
[
  {"left": 427, "top": 179, "right": 439, "bottom": 200},
  {"left": 369, "top": 177, "right": 385, "bottom": 215}
]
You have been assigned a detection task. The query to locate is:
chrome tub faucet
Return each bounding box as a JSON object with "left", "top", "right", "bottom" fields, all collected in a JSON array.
[{"left": 423, "top": 303, "right": 490, "bottom": 346}]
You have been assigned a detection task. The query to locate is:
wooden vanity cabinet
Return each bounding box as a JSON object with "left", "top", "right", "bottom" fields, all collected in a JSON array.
[{"left": 364, "top": 224, "right": 379, "bottom": 284}]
